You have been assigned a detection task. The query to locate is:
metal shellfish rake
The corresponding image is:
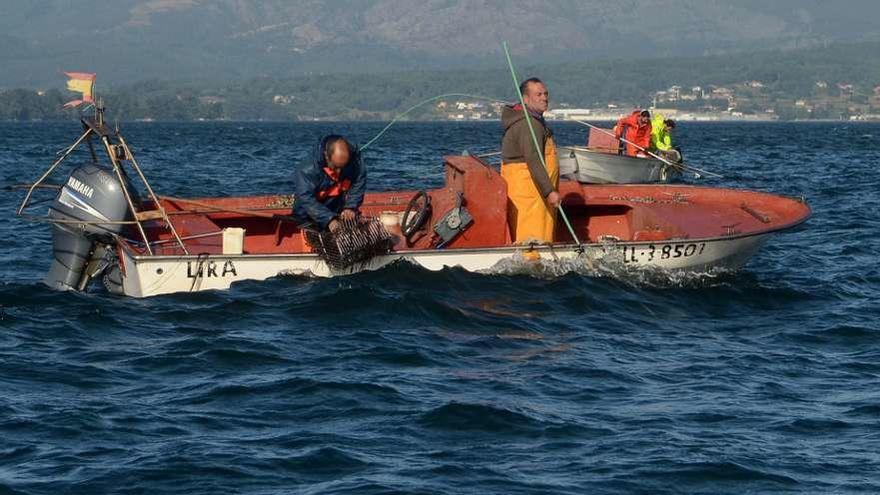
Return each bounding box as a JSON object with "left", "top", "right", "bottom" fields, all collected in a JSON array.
[{"left": 304, "top": 216, "right": 395, "bottom": 270}]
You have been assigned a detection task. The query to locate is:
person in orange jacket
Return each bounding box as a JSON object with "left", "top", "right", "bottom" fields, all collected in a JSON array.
[{"left": 613, "top": 109, "right": 652, "bottom": 157}]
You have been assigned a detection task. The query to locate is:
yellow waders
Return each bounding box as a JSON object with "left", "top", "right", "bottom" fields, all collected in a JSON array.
[{"left": 500, "top": 136, "right": 560, "bottom": 243}]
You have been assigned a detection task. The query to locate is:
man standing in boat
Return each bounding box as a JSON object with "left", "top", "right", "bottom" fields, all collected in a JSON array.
[
  {"left": 293, "top": 135, "right": 366, "bottom": 232},
  {"left": 501, "top": 77, "right": 560, "bottom": 244},
  {"left": 614, "top": 109, "right": 653, "bottom": 157}
]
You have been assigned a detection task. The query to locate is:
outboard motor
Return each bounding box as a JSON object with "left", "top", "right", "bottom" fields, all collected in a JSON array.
[{"left": 44, "top": 164, "right": 138, "bottom": 291}]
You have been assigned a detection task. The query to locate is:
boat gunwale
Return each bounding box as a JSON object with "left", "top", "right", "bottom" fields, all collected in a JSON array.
[
  {"left": 166, "top": 183, "right": 810, "bottom": 206},
  {"left": 123, "top": 181, "right": 812, "bottom": 261},
  {"left": 119, "top": 215, "right": 809, "bottom": 262},
  {"left": 559, "top": 145, "right": 665, "bottom": 163}
]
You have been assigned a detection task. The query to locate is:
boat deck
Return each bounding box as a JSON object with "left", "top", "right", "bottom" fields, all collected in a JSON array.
[{"left": 122, "top": 156, "right": 810, "bottom": 258}]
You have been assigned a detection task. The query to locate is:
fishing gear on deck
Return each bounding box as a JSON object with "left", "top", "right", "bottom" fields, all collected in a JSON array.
[{"left": 304, "top": 216, "right": 395, "bottom": 270}]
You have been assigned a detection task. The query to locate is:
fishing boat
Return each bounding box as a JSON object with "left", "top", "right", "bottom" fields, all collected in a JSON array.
[
  {"left": 558, "top": 145, "right": 675, "bottom": 184},
  {"left": 17, "top": 109, "right": 811, "bottom": 298},
  {"left": 558, "top": 126, "right": 679, "bottom": 184}
]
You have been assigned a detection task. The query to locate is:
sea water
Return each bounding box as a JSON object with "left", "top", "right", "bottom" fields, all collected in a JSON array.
[{"left": 1, "top": 120, "right": 878, "bottom": 494}]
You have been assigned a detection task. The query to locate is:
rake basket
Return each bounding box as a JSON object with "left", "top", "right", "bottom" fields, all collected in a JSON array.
[{"left": 304, "top": 217, "right": 395, "bottom": 270}]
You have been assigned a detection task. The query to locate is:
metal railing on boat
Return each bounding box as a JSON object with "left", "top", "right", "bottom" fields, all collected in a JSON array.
[{"left": 15, "top": 104, "right": 189, "bottom": 255}]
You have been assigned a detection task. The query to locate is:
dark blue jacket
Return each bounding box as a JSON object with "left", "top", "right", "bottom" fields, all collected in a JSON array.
[{"left": 293, "top": 137, "right": 367, "bottom": 229}]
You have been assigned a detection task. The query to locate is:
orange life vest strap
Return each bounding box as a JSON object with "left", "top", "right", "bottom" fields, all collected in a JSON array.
[{"left": 316, "top": 167, "right": 352, "bottom": 201}]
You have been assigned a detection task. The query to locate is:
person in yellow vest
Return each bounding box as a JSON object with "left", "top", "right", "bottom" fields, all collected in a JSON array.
[
  {"left": 650, "top": 114, "right": 682, "bottom": 163},
  {"left": 500, "top": 77, "right": 560, "bottom": 244}
]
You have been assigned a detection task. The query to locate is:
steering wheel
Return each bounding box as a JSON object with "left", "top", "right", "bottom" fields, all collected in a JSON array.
[{"left": 401, "top": 190, "right": 432, "bottom": 241}]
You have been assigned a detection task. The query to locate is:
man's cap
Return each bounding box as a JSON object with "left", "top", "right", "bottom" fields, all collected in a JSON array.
[{"left": 640, "top": 110, "right": 651, "bottom": 118}]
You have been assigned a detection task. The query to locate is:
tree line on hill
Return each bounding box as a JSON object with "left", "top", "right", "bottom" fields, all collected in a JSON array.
[{"left": 1, "top": 42, "right": 878, "bottom": 121}]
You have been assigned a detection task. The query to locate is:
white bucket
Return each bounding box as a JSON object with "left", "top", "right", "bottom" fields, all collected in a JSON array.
[
  {"left": 222, "top": 227, "right": 245, "bottom": 254},
  {"left": 379, "top": 211, "right": 400, "bottom": 228}
]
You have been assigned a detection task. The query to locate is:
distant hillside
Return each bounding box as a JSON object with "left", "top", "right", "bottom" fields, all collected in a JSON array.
[
  {"left": 2, "top": 42, "right": 879, "bottom": 121},
  {"left": 2, "top": 0, "right": 880, "bottom": 87}
]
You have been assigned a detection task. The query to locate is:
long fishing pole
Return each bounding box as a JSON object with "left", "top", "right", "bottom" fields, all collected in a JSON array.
[
  {"left": 502, "top": 41, "right": 586, "bottom": 254},
  {"left": 573, "top": 119, "right": 724, "bottom": 179},
  {"left": 361, "top": 93, "right": 506, "bottom": 151}
]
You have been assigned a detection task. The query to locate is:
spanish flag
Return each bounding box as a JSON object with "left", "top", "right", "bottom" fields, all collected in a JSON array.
[{"left": 63, "top": 72, "right": 96, "bottom": 108}]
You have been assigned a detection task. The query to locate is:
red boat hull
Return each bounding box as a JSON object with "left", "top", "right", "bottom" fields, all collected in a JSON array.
[{"left": 129, "top": 155, "right": 810, "bottom": 259}]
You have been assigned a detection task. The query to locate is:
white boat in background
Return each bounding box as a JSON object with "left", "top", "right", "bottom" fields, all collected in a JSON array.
[
  {"left": 558, "top": 145, "right": 676, "bottom": 184},
  {"left": 558, "top": 125, "right": 680, "bottom": 184}
]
